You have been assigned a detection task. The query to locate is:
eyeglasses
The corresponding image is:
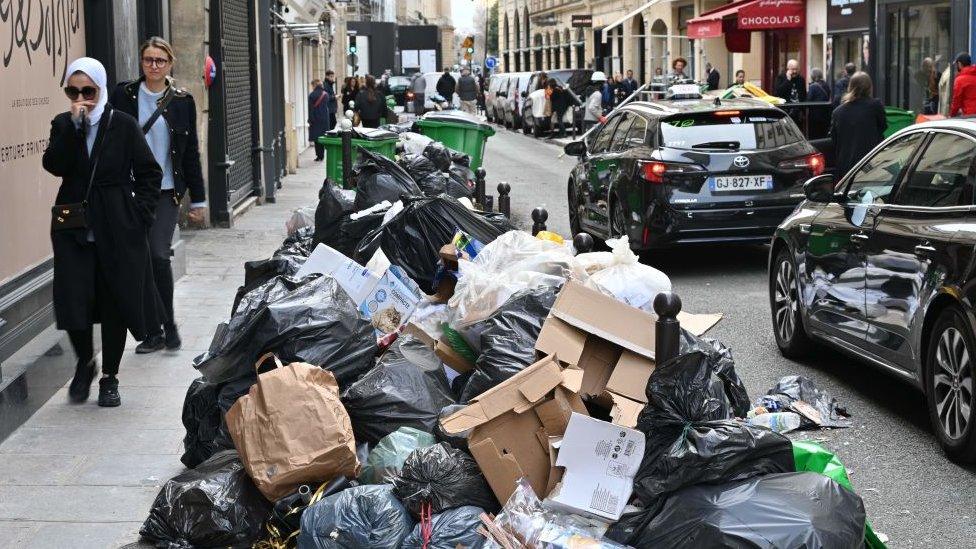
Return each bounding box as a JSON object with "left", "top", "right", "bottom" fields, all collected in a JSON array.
[
  {"left": 64, "top": 86, "right": 98, "bottom": 100},
  {"left": 141, "top": 56, "right": 170, "bottom": 68}
]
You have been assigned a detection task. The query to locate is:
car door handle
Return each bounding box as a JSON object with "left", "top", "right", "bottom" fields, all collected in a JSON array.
[
  {"left": 850, "top": 232, "right": 869, "bottom": 243},
  {"left": 915, "top": 243, "right": 936, "bottom": 256}
]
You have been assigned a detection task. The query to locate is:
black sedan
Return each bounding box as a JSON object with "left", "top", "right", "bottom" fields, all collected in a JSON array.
[
  {"left": 770, "top": 119, "right": 976, "bottom": 461},
  {"left": 564, "top": 98, "right": 824, "bottom": 249}
]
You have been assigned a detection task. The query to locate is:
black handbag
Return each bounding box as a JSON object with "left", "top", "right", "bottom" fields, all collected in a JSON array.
[{"left": 52, "top": 110, "right": 113, "bottom": 232}]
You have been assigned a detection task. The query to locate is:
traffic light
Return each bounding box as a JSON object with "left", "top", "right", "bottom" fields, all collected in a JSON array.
[{"left": 347, "top": 35, "right": 357, "bottom": 55}]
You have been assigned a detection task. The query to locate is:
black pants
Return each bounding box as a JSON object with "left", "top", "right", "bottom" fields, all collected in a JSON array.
[
  {"left": 147, "top": 191, "right": 179, "bottom": 336},
  {"left": 313, "top": 141, "right": 325, "bottom": 160},
  {"left": 67, "top": 265, "right": 126, "bottom": 376},
  {"left": 554, "top": 110, "right": 568, "bottom": 137}
]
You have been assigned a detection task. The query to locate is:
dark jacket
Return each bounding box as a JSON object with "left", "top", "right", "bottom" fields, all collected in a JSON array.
[
  {"left": 832, "top": 75, "right": 851, "bottom": 107},
  {"left": 457, "top": 74, "right": 479, "bottom": 101},
  {"left": 706, "top": 69, "right": 721, "bottom": 91},
  {"left": 42, "top": 105, "right": 164, "bottom": 338},
  {"left": 353, "top": 88, "right": 387, "bottom": 127},
  {"left": 323, "top": 80, "right": 338, "bottom": 113},
  {"left": 436, "top": 73, "right": 456, "bottom": 99},
  {"left": 551, "top": 86, "right": 580, "bottom": 113},
  {"left": 342, "top": 85, "right": 358, "bottom": 112},
  {"left": 307, "top": 85, "right": 332, "bottom": 140},
  {"left": 774, "top": 74, "right": 807, "bottom": 103},
  {"left": 109, "top": 77, "right": 205, "bottom": 204},
  {"left": 808, "top": 80, "right": 830, "bottom": 102},
  {"left": 830, "top": 97, "right": 887, "bottom": 178}
]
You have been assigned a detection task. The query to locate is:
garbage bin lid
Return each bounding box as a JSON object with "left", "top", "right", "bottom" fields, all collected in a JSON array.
[
  {"left": 420, "top": 110, "right": 492, "bottom": 131},
  {"left": 325, "top": 127, "right": 398, "bottom": 140}
]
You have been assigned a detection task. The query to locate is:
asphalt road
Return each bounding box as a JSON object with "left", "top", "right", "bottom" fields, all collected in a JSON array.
[{"left": 482, "top": 127, "right": 976, "bottom": 547}]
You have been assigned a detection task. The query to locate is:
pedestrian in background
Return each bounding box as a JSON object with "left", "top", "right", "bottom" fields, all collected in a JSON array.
[
  {"left": 306, "top": 78, "right": 331, "bottom": 161},
  {"left": 623, "top": 69, "right": 638, "bottom": 94},
  {"left": 832, "top": 63, "right": 856, "bottom": 108},
  {"left": 774, "top": 59, "right": 807, "bottom": 103},
  {"left": 830, "top": 71, "right": 887, "bottom": 179},
  {"left": 612, "top": 73, "right": 627, "bottom": 104},
  {"left": 807, "top": 68, "right": 831, "bottom": 138},
  {"left": 109, "top": 36, "right": 206, "bottom": 355},
  {"left": 323, "top": 70, "right": 338, "bottom": 131},
  {"left": 436, "top": 68, "right": 456, "bottom": 104},
  {"left": 705, "top": 62, "right": 720, "bottom": 90},
  {"left": 457, "top": 67, "right": 479, "bottom": 115},
  {"left": 549, "top": 79, "right": 579, "bottom": 138},
  {"left": 43, "top": 57, "right": 164, "bottom": 407},
  {"left": 585, "top": 71, "right": 607, "bottom": 130},
  {"left": 341, "top": 77, "right": 358, "bottom": 113},
  {"left": 669, "top": 57, "right": 688, "bottom": 80},
  {"left": 353, "top": 74, "right": 388, "bottom": 128},
  {"left": 949, "top": 52, "right": 976, "bottom": 117},
  {"left": 734, "top": 69, "right": 746, "bottom": 86}
]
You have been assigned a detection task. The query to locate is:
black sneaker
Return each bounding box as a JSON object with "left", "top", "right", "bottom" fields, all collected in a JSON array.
[
  {"left": 164, "top": 324, "right": 182, "bottom": 350},
  {"left": 98, "top": 377, "right": 121, "bottom": 407},
  {"left": 135, "top": 334, "right": 165, "bottom": 354},
  {"left": 68, "top": 359, "right": 99, "bottom": 403}
]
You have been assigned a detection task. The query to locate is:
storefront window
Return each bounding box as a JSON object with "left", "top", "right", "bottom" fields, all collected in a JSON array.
[
  {"left": 830, "top": 33, "right": 871, "bottom": 83},
  {"left": 886, "top": 2, "right": 951, "bottom": 113},
  {"left": 677, "top": 5, "right": 695, "bottom": 74}
]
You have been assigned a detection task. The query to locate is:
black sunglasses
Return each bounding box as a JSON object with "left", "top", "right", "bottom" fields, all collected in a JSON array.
[{"left": 64, "top": 86, "right": 98, "bottom": 100}]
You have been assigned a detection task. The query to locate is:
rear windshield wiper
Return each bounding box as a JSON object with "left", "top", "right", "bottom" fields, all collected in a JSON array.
[{"left": 692, "top": 141, "right": 741, "bottom": 150}]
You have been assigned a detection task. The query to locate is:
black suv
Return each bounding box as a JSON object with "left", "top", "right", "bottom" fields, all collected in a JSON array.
[
  {"left": 770, "top": 119, "right": 976, "bottom": 461},
  {"left": 564, "top": 97, "right": 823, "bottom": 249}
]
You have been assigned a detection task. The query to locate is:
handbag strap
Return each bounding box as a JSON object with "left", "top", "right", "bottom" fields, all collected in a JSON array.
[
  {"left": 312, "top": 89, "right": 327, "bottom": 110},
  {"left": 141, "top": 86, "right": 175, "bottom": 135},
  {"left": 83, "top": 109, "right": 114, "bottom": 205}
]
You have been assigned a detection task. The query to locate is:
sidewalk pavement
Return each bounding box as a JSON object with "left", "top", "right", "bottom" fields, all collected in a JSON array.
[{"left": 0, "top": 149, "right": 323, "bottom": 548}]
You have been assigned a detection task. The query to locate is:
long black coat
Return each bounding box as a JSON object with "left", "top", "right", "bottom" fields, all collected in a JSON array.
[
  {"left": 307, "top": 85, "right": 332, "bottom": 141},
  {"left": 830, "top": 97, "right": 888, "bottom": 178},
  {"left": 42, "top": 105, "right": 164, "bottom": 339}
]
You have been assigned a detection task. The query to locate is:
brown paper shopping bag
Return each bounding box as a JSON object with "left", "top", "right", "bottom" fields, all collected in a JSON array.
[{"left": 226, "top": 353, "right": 360, "bottom": 501}]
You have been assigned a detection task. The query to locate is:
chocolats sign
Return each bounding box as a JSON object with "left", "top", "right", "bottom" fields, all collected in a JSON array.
[
  {"left": 0, "top": 0, "right": 86, "bottom": 283},
  {"left": 738, "top": 0, "right": 805, "bottom": 31},
  {"left": 828, "top": 0, "right": 871, "bottom": 31}
]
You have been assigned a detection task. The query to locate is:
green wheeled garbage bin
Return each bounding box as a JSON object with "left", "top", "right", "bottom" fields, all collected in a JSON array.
[
  {"left": 318, "top": 127, "right": 398, "bottom": 187},
  {"left": 415, "top": 110, "right": 495, "bottom": 171},
  {"left": 883, "top": 107, "right": 915, "bottom": 138}
]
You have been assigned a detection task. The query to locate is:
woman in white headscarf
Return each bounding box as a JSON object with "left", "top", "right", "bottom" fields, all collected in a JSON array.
[{"left": 42, "top": 57, "right": 164, "bottom": 407}]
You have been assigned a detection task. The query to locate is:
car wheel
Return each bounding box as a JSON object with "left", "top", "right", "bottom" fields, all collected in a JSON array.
[
  {"left": 568, "top": 181, "right": 584, "bottom": 236},
  {"left": 533, "top": 120, "right": 543, "bottom": 138},
  {"left": 609, "top": 199, "right": 627, "bottom": 239},
  {"left": 769, "top": 247, "right": 812, "bottom": 358},
  {"left": 926, "top": 306, "right": 976, "bottom": 462}
]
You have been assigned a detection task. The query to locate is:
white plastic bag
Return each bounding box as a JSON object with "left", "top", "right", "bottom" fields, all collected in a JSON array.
[
  {"left": 399, "top": 132, "right": 434, "bottom": 156},
  {"left": 584, "top": 237, "right": 671, "bottom": 312},
  {"left": 285, "top": 206, "right": 315, "bottom": 235}
]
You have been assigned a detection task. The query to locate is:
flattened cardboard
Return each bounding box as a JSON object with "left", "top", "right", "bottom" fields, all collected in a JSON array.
[
  {"left": 608, "top": 350, "right": 656, "bottom": 403},
  {"left": 435, "top": 337, "right": 475, "bottom": 374}
]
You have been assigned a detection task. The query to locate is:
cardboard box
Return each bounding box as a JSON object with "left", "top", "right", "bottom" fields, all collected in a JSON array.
[
  {"left": 440, "top": 355, "right": 587, "bottom": 503},
  {"left": 545, "top": 412, "right": 645, "bottom": 521},
  {"left": 296, "top": 243, "right": 379, "bottom": 304},
  {"left": 434, "top": 337, "right": 475, "bottom": 374},
  {"left": 536, "top": 281, "right": 722, "bottom": 415}
]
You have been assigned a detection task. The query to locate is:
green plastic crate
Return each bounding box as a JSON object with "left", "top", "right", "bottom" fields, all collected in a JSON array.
[
  {"left": 415, "top": 114, "right": 495, "bottom": 171},
  {"left": 883, "top": 107, "right": 915, "bottom": 138},
  {"left": 318, "top": 133, "right": 397, "bottom": 187}
]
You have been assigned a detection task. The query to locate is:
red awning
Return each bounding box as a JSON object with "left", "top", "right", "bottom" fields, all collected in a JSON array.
[{"left": 687, "top": 0, "right": 805, "bottom": 39}]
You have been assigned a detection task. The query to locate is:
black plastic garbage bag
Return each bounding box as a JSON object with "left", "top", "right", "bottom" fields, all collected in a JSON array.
[
  {"left": 613, "top": 472, "right": 866, "bottom": 549},
  {"left": 354, "top": 195, "right": 507, "bottom": 293},
  {"left": 758, "top": 375, "right": 852, "bottom": 429},
  {"left": 400, "top": 153, "right": 450, "bottom": 195},
  {"left": 447, "top": 162, "right": 475, "bottom": 198},
  {"left": 434, "top": 404, "right": 470, "bottom": 451},
  {"left": 629, "top": 338, "right": 794, "bottom": 509},
  {"left": 194, "top": 275, "right": 376, "bottom": 386},
  {"left": 140, "top": 450, "right": 271, "bottom": 548},
  {"left": 179, "top": 378, "right": 223, "bottom": 468},
  {"left": 341, "top": 335, "right": 456, "bottom": 445},
  {"left": 297, "top": 484, "right": 415, "bottom": 549},
  {"left": 212, "top": 373, "right": 257, "bottom": 449},
  {"left": 233, "top": 230, "right": 316, "bottom": 313},
  {"left": 330, "top": 210, "right": 386, "bottom": 260},
  {"left": 258, "top": 477, "right": 355, "bottom": 548},
  {"left": 478, "top": 211, "right": 518, "bottom": 233},
  {"left": 422, "top": 141, "right": 453, "bottom": 171},
  {"left": 460, "top": 286, "right": 558, "bottom": 402},
  {"left": 391, "top": 442, "right": 498, "bottom": 517},
  {"left": 313, "top": 180, "right": 356, "bottom": 249},
  {"left": 401, "top": 506, "right": 487, "bottom": 549},
  {"left": 352, "top": 148, "right": 422, "bottom": 211}
]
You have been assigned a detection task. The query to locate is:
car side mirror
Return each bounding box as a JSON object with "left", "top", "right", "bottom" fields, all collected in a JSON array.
[
  {"left": 803, "top": 174, "right": 836, "bottom": 203},
  {"left": 564, "top": 140, "right": 586, "bottom": 157}
]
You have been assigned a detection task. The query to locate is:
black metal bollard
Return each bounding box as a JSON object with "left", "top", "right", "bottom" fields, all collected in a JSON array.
[
  {"left": 653, "top": 292, "right": 682, "bottom": 365},
  {"left": 497, "top": 182, "right": 511, "bottom": 218},
  {"left": 341, "top": 129, "right": 353, "bottom": 187},
  {"left": 573, "top": 232, "right": 594, "bottom": 254},
  {"left": 475, "top": 167, "right": 487, "bottom": 208},
  {"left": 531, "top": 207, "right": 548, "bottom": 235}
]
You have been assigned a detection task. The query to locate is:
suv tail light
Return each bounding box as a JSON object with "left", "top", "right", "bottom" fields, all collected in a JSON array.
[
  {"left": 779, "top": 153, "right": 825, "bottom": 176},
  {"left": 406, "top": 91, "right": 415, "bottom": 100},
  {"left": 640, "top": 160, "right": 703, "bottom": 184}
]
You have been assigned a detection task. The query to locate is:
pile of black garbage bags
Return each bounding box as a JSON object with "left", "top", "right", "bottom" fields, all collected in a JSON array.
[{"left": 139, "top": 140, "right": 881, "bottom": 548}]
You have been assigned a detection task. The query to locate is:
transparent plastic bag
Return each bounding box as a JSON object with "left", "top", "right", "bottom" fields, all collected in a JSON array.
[
  {"left": 584, "top": 237, "right": 671, "bottom": 312},
  {"left": 483, "top": 478, "right": 627, "bottom": 549},
  {"left": 286, "top": 206, "right": 316, "bottom": 235}
]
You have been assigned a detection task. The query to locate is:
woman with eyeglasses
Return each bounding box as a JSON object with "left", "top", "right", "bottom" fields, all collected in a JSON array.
[
  {"left": 42, "top": 57, "right": 164, "bottom": 407},
  {"left": 109, "top": 36, "right": 206, "bottom": 354}
]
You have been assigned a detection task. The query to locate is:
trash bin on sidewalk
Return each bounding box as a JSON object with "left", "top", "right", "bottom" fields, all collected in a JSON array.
[
  {"left": 318, "top": 127, "right": 398, "bottom": 187},
  {"left": 883, "top": 107, "right": 915, "bottom": 138},
  {"left": 415, "top": 111, "right": 495, "bottom": 171}
]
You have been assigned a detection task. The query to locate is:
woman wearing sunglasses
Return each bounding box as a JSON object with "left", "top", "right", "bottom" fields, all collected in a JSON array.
[
  {"left": 109, "top": 36, "right": 206, "bottom": 353},
  {"left": 42, "top": 57, "right": 164, "bottom": 407}
]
